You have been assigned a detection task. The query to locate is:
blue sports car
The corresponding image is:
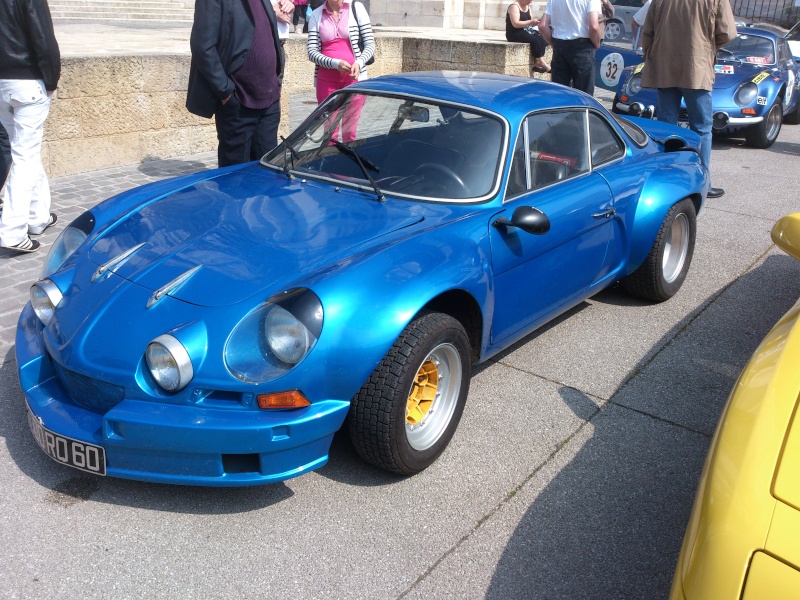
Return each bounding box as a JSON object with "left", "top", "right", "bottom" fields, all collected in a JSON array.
[
  {"left": 613, "top": 27, "right": 800, "bottom": 148},
  {"left": 18, "top": 72, "right": 709, "bottom": 486}
]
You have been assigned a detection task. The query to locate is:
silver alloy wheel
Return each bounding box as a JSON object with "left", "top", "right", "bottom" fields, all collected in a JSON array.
[
  {"left": 405, "top": 343, "right": 462, "bottom": 451},
  {"left": 605, "top": 21, "right": 622, "bottom": 40},
  {"left": 765, "top": 103, "right": 782, "bottom": 141},
  {"left": 662, "top": 212, "right": 690, "bottom": 284}
]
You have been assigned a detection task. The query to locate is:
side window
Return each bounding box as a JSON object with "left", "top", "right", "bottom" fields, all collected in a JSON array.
[
  {"left": 589, "top": 112, "right": 625, "bottom": 166},
  {"left": 778, "top": 39, "right": 792, "bottom": 63},
  {"left": 507, "top": 131, "right": 528, "bottom": 198},
  {"left": 526, "top": 110, "right": 589, "bottom": 191}
]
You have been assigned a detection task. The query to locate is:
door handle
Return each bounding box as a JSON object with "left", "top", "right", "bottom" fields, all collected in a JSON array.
[{"left": 593, "top": 208, "right": 616, "bottom": 219}]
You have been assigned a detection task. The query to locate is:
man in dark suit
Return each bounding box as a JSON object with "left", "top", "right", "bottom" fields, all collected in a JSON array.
[{"left": 187, "top": 0, "right": 294, "bottom": 167}]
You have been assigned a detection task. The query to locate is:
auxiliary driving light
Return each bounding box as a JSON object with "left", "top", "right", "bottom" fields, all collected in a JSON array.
[
  {"left": 145, "top": 334, "right": 194, "bottom": 392},
  {"left": 30, "top": 280, "right": 63, "bottom": 326}
]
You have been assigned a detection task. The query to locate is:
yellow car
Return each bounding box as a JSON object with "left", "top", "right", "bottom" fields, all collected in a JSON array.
[{"left": 670, "top": 213, "right": 800, "bottom": 600}]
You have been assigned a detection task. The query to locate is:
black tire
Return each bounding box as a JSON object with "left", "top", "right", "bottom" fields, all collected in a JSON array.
[
  {"left": 348, "top": 311, "right": 471, "bottom": 475},
  {"left": 744, "top": 100, "right": 782, "bottom": 148},
  {"left": 622, "top": 198, "right": 696, "bottom": 302}
]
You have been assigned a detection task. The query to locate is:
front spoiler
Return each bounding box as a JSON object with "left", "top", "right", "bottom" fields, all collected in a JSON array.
[{"left": 15, "top": 303, "right": 350, "bottom": 486}]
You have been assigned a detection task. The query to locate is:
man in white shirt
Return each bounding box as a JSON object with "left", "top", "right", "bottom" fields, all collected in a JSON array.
[
  {"left": 631, "top": 0, "right": 650, "bottom": 43},
  {"left": 539, "top": 0, "right": 603, "bottom": 95}
]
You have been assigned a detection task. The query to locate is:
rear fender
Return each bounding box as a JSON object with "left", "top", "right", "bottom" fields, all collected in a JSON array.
[{"left": 627, "top": 161, "right": 706, "bottom": 274}]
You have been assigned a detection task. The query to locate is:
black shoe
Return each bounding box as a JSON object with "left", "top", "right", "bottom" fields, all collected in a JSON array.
[
  {"left": 707, "top": 187, "right": 725, "bottom": 198},
  {"left": 30, "top": 212, "right": 57, "bottom": 235},
  {"left": 3, "top": 236, "right": 40, "bottom": 254}
]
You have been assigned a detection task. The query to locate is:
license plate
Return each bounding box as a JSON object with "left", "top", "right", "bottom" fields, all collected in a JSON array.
[
  {"left": 27, "top": 406, "right": 106, "bottom": 475},
  {"left": 678, "top": 121, "right": 691, "bottom": 129}
]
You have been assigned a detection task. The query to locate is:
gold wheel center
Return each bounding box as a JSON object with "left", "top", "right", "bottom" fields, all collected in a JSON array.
[{"left": 406, "top": 359, "right": 439, "bottom": 425}]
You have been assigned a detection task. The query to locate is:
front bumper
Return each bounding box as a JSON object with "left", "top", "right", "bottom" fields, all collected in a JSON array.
[
  {"left": 16, "top": 304, "right": 350, "bottom": 486},
  {"left": 614, "top": 101, "right": 764, "bottom": 126}
]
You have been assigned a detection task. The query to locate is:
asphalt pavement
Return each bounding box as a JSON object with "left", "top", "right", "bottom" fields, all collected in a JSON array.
[{"left": 2, "top": 25, "right": 800, "bottom": 600}]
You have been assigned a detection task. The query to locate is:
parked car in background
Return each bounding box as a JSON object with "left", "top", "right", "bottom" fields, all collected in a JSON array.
[
  {"left": 17, "top": 72, "right": 709, "bottom": 487},
  {"left": 603, "top": 0, "right": 644, "bottom": 42},
  {"left": 613, "top": 27, "right": 800, "bottom": 148},
  {"left": 669, "top": 212, "right": 800, "bottom": 600}
]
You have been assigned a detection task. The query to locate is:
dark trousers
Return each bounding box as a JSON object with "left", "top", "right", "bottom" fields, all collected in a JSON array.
[
  {"left": 0, "top": 123, "right": 10, "bottom": 187},
  {"left": 214, "top": 95, "right": 281, "bottom": 167},
  {"left": 551, "top": 38, "right": 596, "bottom": 95}
]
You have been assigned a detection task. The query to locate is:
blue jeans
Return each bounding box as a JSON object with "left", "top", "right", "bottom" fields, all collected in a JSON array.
[{"left": 656, "top": 88, "right": 712, "bottom": 179}]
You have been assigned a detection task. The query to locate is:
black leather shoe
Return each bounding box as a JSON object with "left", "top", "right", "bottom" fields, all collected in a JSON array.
[{"left": 707, "top": 187, "right": 725, "bottom": 198}]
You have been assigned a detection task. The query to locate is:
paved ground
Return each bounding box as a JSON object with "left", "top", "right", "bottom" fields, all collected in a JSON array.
[{"left": 2, "top": 23, "right": 800, "bottom": 600}]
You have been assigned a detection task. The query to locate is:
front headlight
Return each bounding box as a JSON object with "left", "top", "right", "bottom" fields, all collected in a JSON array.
[
  {"left": 30, "top": 280, "right": 63, "bottom": 326},
  {"left": 145, "top": 334, "right": 193, "bottom": 392},
  {"left": 626, "top": 74, "right": 642, "bottom": 96},
  {"left": 734, "top": 82, "right": 759, "bottom": 107},
  {"left": 225, "top": 289, "right": 323, "bottom": 383},
  {"left": 42, "top": 211, "right": 95, "bottom": 278}
]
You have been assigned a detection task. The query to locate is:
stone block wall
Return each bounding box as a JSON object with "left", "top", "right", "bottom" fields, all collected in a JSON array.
[{"left": 42, "top": 32, "right": 550, "bottom": 177}]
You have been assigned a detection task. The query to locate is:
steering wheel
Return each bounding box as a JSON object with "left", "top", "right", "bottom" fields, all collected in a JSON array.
[{"left": 413, "top": 163, "right": 470, "bottom": 197}]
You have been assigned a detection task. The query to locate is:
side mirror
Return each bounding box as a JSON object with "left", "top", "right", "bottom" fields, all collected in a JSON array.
[
  {"left": 771, "top": 213, "right": 800, "bottom": 261},
  {"left": 493, "top": 206, "right": 551, "bottom": 235}
]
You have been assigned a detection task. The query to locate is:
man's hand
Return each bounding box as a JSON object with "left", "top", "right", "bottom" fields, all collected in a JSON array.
[{"left": 222, "top": 93, "right": 232, "bottom": 105}]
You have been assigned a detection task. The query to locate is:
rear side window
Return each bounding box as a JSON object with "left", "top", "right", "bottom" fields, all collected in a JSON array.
[
  {"left": 589, "top": 112, "right": 625, "bottom": 166},
  {"left": 506, "top": 109, "right": 590, "bottom": 197}
]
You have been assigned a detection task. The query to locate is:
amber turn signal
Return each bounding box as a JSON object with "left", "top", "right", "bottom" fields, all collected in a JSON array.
[
  {"left": 742, "top": 108, "right": 756, "bottom": 115},
  {"left": 257, "top": 390, "right": 311, "bottom": 409}
]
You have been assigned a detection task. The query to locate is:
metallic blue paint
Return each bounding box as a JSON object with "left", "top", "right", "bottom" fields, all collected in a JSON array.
[
  {"left": 611, "top": 28, "right": 800, "bottom": 137},
  {"left": 17, "top": 72, "right": 709, "bottom": 485}
]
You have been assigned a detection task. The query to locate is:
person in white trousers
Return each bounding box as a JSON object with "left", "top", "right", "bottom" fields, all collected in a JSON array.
[{"left": 0, "top": 0, "right": 61, "bottom": 254}]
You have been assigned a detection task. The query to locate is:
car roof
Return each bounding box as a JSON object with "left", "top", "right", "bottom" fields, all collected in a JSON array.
[
  {"left": 350, "top": 71, "right": 602, "bottom": 116},
  {"left": 737, "top": 25, "right": 782, "bottom": 42}
]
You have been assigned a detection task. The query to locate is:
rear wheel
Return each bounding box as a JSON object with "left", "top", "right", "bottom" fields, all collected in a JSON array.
[
  {"left": 348, "top": 312, "right": 471, "bottom": 475},
  {"left": 744, "top": 100, "right": 782, "bottom": 148},
  {"left": 622, "top": 198, "right": 696, "bottom": 302}
]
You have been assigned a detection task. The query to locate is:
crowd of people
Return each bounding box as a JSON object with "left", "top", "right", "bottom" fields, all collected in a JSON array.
[{"left": 0, "top": 0, "right": 738, "bottom": 255}]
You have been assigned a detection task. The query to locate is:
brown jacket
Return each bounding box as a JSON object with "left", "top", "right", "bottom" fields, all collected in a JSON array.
[{"left": 641, "top": 0, "right": 737, "bottom": 91}]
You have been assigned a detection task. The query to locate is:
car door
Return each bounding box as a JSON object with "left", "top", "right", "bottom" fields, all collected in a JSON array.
[{"left": 489, "top": 108, "right": 615, "bottom": 345}]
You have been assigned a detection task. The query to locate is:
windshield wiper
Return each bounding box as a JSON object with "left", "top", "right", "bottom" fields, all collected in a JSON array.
[
  {"left": 279, "top": 135, "right": 300, "bottom": 181},
  {"left": 330, "top": 139, "right": 385, "bottom": 202},
  {"left": 717, "top": 48, "right": 743, "bottom": 64}
]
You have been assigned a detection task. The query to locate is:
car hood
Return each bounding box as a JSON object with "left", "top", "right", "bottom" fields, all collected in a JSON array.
[
  {"left": 88, "top": 165, "right": 426, "bottom": 307},
  {"left": 713, "top": 63, "right": 773, "bottom": 90}
]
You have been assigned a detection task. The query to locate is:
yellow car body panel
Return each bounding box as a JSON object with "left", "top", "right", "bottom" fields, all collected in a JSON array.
[{"left": 670, "top": 214, "right": 800, "bottom": 600}]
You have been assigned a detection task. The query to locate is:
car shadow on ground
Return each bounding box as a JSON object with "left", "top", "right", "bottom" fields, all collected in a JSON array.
[
  {"left": 711, "top": 134, "right": 800, "bottom": 157},
  {"left": 481, "top": 253, "right": 800, "bottom": 598},
  {"left": 0, "top": 346, "right": 294, "bottom": 513}
]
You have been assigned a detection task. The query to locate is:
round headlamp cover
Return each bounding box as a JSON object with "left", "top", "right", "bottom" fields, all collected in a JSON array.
[
  {"left": 42, "top": 211, "right": 95, "bottom": 278},
  {"left": 734, "top": 82, "right": 758, "bottom": 107},
  {"left": 225, "top": 289, "right": 323, "bottom": 383},
  {"left": 627, "top": 74, "right": 642, "bottom": 96}
]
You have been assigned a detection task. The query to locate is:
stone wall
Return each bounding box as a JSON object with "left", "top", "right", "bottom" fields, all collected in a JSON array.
[{"left": 42, "top": 33, "right": 549, "bottom": 177}]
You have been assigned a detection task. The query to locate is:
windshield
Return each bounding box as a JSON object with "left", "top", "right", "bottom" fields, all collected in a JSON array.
[
  {"left": 719, "top": 33, "right": 776, "bottom": 65},
  {"left": 264, "top": 92, "right": 506, "bottom": 202}
]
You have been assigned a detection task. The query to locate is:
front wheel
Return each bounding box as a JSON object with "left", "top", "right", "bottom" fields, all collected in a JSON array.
[
  {"left": 348, "top": 312, "right": 472, "bottom": 475},
  {"left": 744, "top": 100, "right": 782, "bottom": 148},
  {"left": 604, "top": 20, "right": 622, "bottom": 41},
  {"left": 622, "top": 198, "right": 696, "bottom": 302},
  {"left": 783, "top": 94, "right": 800, "bottom": 125}
]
